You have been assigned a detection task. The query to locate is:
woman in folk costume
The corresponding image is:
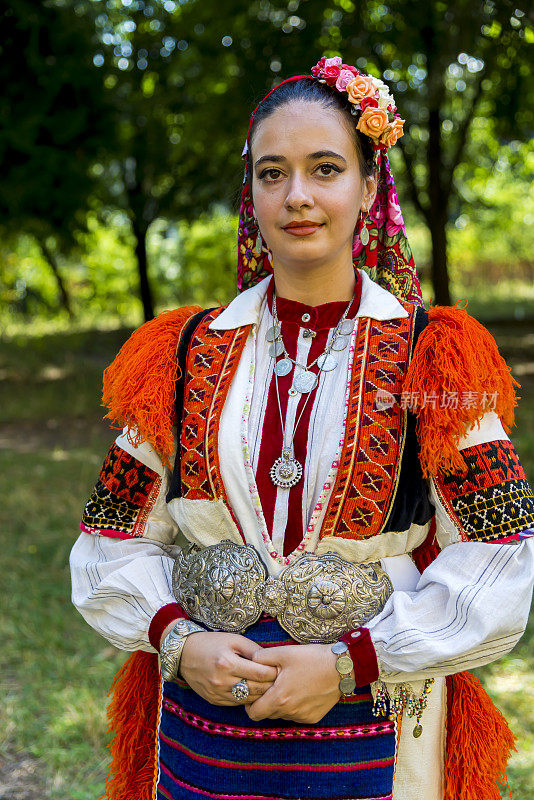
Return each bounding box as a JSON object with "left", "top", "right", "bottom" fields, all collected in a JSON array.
[{"left": 70, "top": 56, "right": 534, "bottom": 800}]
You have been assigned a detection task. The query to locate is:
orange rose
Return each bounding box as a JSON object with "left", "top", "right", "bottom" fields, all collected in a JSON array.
[
  {"left": 381, "top": 117, "right": 405, "bottom": 147},
  {"left": 356, "top": 106, "right": 389, "bottom": 139},
  {"left": 346, "top": 75, "right": 376, "bottom": 104}
]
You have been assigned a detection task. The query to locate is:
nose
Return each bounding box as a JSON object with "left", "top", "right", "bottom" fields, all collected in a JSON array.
[{"left": 284, "top": 172, "right": 314, "bottom": 211}]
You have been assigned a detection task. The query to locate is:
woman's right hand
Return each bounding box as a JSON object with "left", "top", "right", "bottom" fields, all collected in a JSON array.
[{"left": 179, "top": 631, "right": 278, "bottom": 706}]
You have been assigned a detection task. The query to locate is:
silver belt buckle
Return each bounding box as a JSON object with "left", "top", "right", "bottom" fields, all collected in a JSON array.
[{"left": 172, "top": 541, "right": 393, "bottom": 644}]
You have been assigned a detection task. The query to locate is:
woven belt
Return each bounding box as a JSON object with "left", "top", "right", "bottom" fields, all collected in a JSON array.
[{"left": 172, "top": 541, "right": 393, "bottom": 644}]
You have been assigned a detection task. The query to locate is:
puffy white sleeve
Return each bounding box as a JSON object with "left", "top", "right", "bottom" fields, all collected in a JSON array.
[
  {"left": 70, "top": 430, "right": 184, "bottom": 653},
  {"left": 366, "top": 414, "right": 534, "bottom": 681}
]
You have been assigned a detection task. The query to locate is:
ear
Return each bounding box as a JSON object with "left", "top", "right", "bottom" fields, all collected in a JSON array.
[{"left": 362, "top": 173, "right": 378, "bottom": 212}]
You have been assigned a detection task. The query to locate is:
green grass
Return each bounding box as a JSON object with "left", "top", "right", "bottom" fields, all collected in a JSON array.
[{"left": 0, "top": 319, "right": 532, "bottom": 799}]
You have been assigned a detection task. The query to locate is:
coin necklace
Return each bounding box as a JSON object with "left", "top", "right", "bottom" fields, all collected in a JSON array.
[{"left": 268, "top": 293, "right": 355, "bottom": 489}]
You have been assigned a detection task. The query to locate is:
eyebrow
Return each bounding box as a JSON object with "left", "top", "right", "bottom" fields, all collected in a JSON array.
[{"left": 254, "top": 150, "right": 347, "bottom": 169}]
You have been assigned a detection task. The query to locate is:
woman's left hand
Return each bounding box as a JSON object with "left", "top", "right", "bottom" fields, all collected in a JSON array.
[{"left": 245, "top": 644, "right": 341, "bottom": 724}]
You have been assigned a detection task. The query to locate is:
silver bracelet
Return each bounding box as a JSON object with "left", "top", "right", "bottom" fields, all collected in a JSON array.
[{"left": 160, "top": 618, "right": 204, "bottom": 681}]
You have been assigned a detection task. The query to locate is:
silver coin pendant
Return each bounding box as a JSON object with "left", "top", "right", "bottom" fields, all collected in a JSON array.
[
  {"left": 360, "top": 226, "right": 370, "bottom": 246},
  {"left": 266, "top": 325, "right": 281, "bottom": 342},
  {"left": 331, "top": 335, "right": 349, "bottom": 352},
  {"left": 293, "top": 370, "right": 318, "bottom": 394},
  {"left": 317, "top": 353, "right": 338, "bottom": 372},
  {"left": 274, "top": 357, "right": 293, "bottom": 377},
  {"left": 340, "top": 318, "right": 355, "bottom": 335},
  {"left": 269, "top": 340, "right": 284, "bottom": 358}
]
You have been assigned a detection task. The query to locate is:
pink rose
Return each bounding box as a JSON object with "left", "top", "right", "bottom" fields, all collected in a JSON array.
[{"left": 336, "top": 69, "right": 357, "bottom": 92}]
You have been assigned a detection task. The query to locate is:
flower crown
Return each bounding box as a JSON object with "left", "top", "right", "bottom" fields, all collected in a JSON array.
[{"left": 311, "top": 56, "right": 405, "bottom": 151}]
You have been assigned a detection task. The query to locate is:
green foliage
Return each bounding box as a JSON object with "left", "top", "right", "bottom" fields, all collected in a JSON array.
[{"left": 0, "top": 1, "right": 114, "bottom": 244}]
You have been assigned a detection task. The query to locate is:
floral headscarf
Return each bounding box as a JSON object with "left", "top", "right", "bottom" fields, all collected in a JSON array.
[{"left": 236, "top": 58, "right": 423, "bottom": 307}]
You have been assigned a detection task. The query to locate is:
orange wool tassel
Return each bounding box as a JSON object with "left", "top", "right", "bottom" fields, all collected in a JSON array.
[
  {"left": 444, "top": 671, "right": 516, "bottom": 800},
  {"left": 102, "top": 651, "right": 161, "bottom": 800},
  {"left": 102, "top": 307, "right": 201, "bottom": 466},
  {"left": 404, "top": 304, "right": 519, "bottom": 477}
]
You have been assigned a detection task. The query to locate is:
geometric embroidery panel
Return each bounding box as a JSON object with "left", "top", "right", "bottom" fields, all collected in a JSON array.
[
  {"left": 81, "top": 444, "right": 160, "bottom": 537},
  {"left": 321, "top": 301, "right": 418, "bottom": 541},
  {"left": 437, "top": 440, "right": 534, "bottom": 542},
  {"left": 451, "top": 479, "right": 534, "bottom": 542},
  {"left": 100, "top": 443, "right": 159, "bottom": 505},
  {"left": 180, "top": 311, "right": 250, "bottom": 503}
]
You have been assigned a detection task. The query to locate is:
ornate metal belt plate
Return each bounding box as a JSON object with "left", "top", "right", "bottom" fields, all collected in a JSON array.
[{"left": 172, "top": 541, "right": 393, "bottom": 644}]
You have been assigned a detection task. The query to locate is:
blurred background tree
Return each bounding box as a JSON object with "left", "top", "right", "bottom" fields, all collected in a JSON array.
[
  {"left": 0, "top": 0, "right": 115, "bottom": 317},
  {"left": 0, "top": 0, "right": 532, "bottom": 322}
]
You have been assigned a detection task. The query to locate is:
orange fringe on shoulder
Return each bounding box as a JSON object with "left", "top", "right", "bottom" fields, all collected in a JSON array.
[
  {"left": 102, "top": 651, "right": 161, "bottom": 800},
  {"left": 102, "top": 307, "right": 201, "bottom": 467},
  {"left": 404, "top": 304, "right": 519, "bottom": 477},
  {"left": 445, "top": 671, "right": 516, "bottom": 800}
]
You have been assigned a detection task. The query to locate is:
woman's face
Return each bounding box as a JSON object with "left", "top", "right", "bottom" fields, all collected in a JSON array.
[{"left": 250, "top": 100, "right": 376, "bottom": 276}]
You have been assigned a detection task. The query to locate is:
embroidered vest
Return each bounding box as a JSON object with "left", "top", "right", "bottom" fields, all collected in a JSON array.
[{"left": 168, "top": 302, "right": 431, "bottom": 541}]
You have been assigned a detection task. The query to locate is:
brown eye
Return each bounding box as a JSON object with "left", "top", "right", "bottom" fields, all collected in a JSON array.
[
  {"left": 260, "top": 168, "right": 282, "bottom": 181},
  {"left": 317, "top": 163, "right": 341, "bottom": 176}
]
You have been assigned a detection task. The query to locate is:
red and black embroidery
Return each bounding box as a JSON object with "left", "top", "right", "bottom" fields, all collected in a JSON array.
[
  {"left": 179, "top": 311, "right": 250, "bottom": 503},
  {"left": 435, "top": 440, "right": 534, "bottom": 543},
  {"left": 81, "top": 443, "right": 161, "bottom": 538},
  {"left": 320, "top": 302, "right": 419, "bottom": 540}
]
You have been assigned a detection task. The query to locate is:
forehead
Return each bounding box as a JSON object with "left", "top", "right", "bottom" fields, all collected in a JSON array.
[{"left": 251, "top": 100, "right": 356, "bottom": 161}]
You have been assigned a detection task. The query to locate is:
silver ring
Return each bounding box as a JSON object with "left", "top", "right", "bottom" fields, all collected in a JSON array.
[{"left": 231, "top": 679, "right": 249, "bottom": 701}]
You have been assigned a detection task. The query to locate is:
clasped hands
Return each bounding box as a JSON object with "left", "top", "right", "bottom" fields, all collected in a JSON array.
[{"left": 179, "top": 631, "right": 341, "bottom": 724}]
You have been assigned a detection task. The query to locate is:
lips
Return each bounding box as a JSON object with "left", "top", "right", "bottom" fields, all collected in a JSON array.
[
  {"left": 282, "top": 220, "right": 323, "bottom": 229},
  {"left": 282, "top": 220, "right": 324, "bottom": 237}
]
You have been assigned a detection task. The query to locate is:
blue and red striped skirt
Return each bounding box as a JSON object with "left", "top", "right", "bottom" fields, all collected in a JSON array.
[{"left": 156, "top": 619, "right": 396, "bottom": 800}]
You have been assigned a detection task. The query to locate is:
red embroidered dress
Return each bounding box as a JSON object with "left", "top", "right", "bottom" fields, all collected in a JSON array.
[{"left": 72, "top": 271, "right": 534, "bottom": 800}]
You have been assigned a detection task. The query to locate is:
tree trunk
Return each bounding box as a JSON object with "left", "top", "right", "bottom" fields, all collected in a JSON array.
[
  {"left": 427, "top": 108, "right": 452, "bottom": 306},
  {"left": 132, "top": 222, "right": 154, "bottom": 321},
  {"left": 38, "top": 238, "right": 73, "bottom": 318},
  {"left": 428, "top": 212, "right": 451, "bottom": 306}
]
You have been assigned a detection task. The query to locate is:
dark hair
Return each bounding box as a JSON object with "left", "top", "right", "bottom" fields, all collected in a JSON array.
[{"left": 247, "top": 78, "right": 377, "bottom": 180}]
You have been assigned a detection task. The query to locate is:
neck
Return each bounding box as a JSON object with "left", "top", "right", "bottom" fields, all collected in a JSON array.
[{"left": 272, "top": 256, "right": 356, "bottom": 306}]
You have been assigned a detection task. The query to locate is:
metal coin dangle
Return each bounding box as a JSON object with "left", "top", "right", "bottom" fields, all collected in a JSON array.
[
  {"left": 270, "top": 448, "right": 303, "bottom": 488},
  {"left": 293, "top": 370, "right": 318, "bottom": 394},
  {"left": 268, "top": 340, "right": 284, "bottom": 358},
  {"left": 274, "top": 357, "right": 293, "bottom": 377},
  {"left": 316, "top": 353, "right": 337, "bottom": 372},
  {"left": 340, "top": 319, "right": 355, "bottom": 335},
  {"left": 331, "top": 336, "right": 349, "bottom": 352},
  {"left": 266, "top": 325, "right": 280, "bottom": 342}
]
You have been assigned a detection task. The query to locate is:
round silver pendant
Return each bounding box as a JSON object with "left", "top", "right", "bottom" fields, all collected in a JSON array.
[
  {"left": 269, "top": 340, "right": 284, "bottom": 358},
  {"left": 274, "top": 357, "right": 293, "bottom": 377},
  {"left": 266, "top": 325, "right": 281, "bottom": 342},
  {"left": 360, "top": 226, "right": 370, "bottom": 246},
  {"left": 331, "top": 335, "right": 349, "bottom": 352},
  {"left": 340, "top": 318, "right": 355, "bottom": 335},
  {"left": 316, "top": 353, "right": 338, "bottom": 372},
  {"left": 293, "top": 370, "right": 318, "bottom": 394},
  {"left": 270, "top": 455, "right": 303, "bottom": 488}
]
